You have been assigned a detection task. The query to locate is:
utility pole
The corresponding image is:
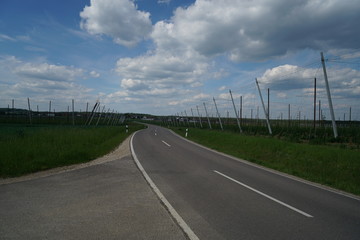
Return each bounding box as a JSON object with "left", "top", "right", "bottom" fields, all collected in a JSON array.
[
  {"left": 255, "top": 79, "right": 272, "bottom": 134},
  {"left": 213, "top": 97, "right": 223, "bottom": 131},
  {"left": 203, "top": 102, "right": 212, "bottom": 129},
  {"left": 229, "top": 90, "right": 242, "bottom": 133},
  {"left": 321, "top": 52, "right": 338, "bottom": 138}
]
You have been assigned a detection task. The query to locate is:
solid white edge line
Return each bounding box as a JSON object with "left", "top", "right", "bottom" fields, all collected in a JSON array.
[
  {"left": 214, "top": 170, "right": 313, "bottom": 218},
  {"left": 130, "top": 131, "right": 200, "bottom": 240},
  {"left": 161, "top": 140, "right": 171, "bottom": 147},
  {"left": 167, "top": 128, "right": 360, "bottom": 202}
]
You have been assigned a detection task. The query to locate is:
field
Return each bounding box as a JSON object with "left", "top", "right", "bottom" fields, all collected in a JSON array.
[
  {"left": 0, "top": 123, "right": 143, "bottom": 178},
  {"left": 171, "top": 126, "right": 360, "bottom": 196}
]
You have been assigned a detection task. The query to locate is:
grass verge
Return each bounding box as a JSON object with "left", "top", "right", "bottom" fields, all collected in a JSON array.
[
  {"left": 172, "top": 127, "right": 360, "bottom": 196},
  {"left": 0, "top": 123, "right": 144, "bottom": 178}
]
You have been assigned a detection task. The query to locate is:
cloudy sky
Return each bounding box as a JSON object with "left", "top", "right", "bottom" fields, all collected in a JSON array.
[{"left": 1, "top": 0, "right": 360, "bottom": 120}]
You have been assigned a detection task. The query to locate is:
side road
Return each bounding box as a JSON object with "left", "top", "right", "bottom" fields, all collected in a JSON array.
[{"left": 0, "top": 135, "right": 187, "bottom": 240}]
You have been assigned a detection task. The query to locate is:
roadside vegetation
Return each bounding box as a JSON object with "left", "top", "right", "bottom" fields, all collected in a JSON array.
[
  {"left": 0, "top": 123, "right": 143, "bottom": 178},
  {"left": 172, "top": 126, "right": 360, "bottom": 196}
]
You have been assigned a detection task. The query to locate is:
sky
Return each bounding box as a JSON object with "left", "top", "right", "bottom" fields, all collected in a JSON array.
[{"left": 1, "top": 0, "right": 360, "bottom": 120}]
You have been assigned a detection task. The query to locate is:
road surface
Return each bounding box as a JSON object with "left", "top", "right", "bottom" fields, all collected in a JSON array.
[{"left": 132, "top": 125, "right": 360, "bottom": 240}]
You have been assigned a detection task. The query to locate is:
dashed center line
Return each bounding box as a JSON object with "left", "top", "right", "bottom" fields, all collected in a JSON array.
[
  {"left": 161, "top": 140, "right": 171, "bottom": 147},
  {"left": 214, "top": 170, "right": 313, "bottom": 218}
]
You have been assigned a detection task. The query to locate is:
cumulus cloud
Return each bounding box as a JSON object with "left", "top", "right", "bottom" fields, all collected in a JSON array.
[
  {"left": 151, "top": 0, "right": 360, "bottom": 61},
  {"left": 112, "top": 0, "right": 360, "bottom": 106},
  {"left": 258, "top": 64, "right": 360, "bottom": 99},
  {"left": 80, "top": 0, "right": 152, "bottom": 47},
  {"left": 120, "top": 78, "right": 149, "bottom": 91},
  {"left": 0, "top": 56, "right": 95, "bottom": 101},
  {"left": 15, "top": 62, "right": 84, "bottom": 82},
  {"left": 83, "top": 0, "right": 360, "bottom": 113},
  {"left": 116, "top": 51, "right": 208, "bottom": 92},
  {"left": 258, "top": 64, "right": 316, "bottom": 90}
]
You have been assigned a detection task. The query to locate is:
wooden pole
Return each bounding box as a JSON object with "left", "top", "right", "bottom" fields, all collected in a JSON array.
[
  {"left": 196, "top": 105, "right": 203, "bottom": 128},
  {"left": 267, "top": 88, "right": 270, "bottom": 120},
  {"left": 213, "top": 97, "right": 223, "bottom": 131},
  {"left": 229, "top": 90, "right": 242, "bottom": 133},
  {"left": 240, "top": 96, "right": 243, "bottom": 125},
  {"left": 313, "top": 78, "right": 317, "bottom": 130},
  {"left": 27, "top": 98, "right": 32, "bottom": 124},
  {"left": 319, "top": 100, "right": 321, "bottom": 126},
  {"left": 72, "top": 99, "right": 75, "bottom": 125},
  {"left": 203, "top": 102, "right": 212, "bottom": 129},
  {"left": 255, "top": 79, "right": 272, "bottom": 134},
  {"left": 191, "top": 108, "right": 196, "bottom": 127},
  {"left": 48, "top": 100, "right": 51, "bottom": 121},
  {"left": 321, "top": 52, "right": 338, "bottom": 138}
]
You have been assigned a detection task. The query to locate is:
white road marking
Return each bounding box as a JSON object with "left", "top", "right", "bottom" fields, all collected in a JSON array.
[
  {"left": 170, "top": 130, "right": 360, "bottom": 202},
  {"left": 214, "top": 170, "right": 314, "bottom": 218},
  {"left": 131, "top": 132, "right": 199, "bottom": 240},
  {"left": 162, "top": 140, "right": 171, "bottom": 147}
]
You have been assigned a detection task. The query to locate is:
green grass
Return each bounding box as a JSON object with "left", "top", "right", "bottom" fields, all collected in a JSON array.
[
  {"left": 173, "top": 127, "right": 360, "bottom": 196},
  {"left": 0, "top": 123, "right": 144, "bottom": 178}
]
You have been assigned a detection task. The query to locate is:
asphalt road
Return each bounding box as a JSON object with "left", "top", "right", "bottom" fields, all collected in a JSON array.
[
  {"left": 0, "top": 137, "right": 186, "bottom": 240},
  {"left": 132, "top": 125, "right": 360, "bottom": 240}
]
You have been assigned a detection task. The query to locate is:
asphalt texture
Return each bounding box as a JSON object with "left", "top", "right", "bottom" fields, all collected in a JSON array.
[
  {"left": 132, "top": 125, "right": 360, "bottom": 240},
  {"left": 0, "top": 136, "right": 187, "bottom": 240}
]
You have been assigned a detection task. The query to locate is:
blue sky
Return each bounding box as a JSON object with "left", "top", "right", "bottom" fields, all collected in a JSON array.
[{"left": 1, "top": 0, "right": 360, "bottom": 120}]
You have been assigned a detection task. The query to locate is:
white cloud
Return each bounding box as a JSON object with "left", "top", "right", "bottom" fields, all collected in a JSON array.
[
  {"left": 90, "top": 70, "right": 100, "bottom": 78},
  {"left": 120, "top": 78, "right": 149, "bottom": 91},
  {"left": 116, "top": 50, "right": 208, "bottom": 93},
  {"left": 0, "top": 34, "right": 16, "bottom": 42},
  {"left": 0, "top": 56, "right": 94, "bottom": 103},
  {"left": 151, "top": 0, "right": 360, "bottom": 62},
  {"left": 77, "top": 0, "right": 360, "bottom": 114},
  {"left": 218, "top": 86, "right": 226, "bottom": 91},
  {"left": 80, "top": 0, "right": 152, "bottom": 47},
  {"left": 158, "top": 0, "right": 171, "bottom": 4},
  {"left": 15, "top": 62, "right": 84, "bottom": 82},
  {"left": 258, "top": 64, "right": 360, "bottom": 99}
]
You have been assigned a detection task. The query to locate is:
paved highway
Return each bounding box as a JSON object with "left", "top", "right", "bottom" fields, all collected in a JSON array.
[{"left": 132, "top": 125, "right": 360, "bottom": 240}]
